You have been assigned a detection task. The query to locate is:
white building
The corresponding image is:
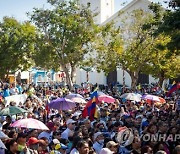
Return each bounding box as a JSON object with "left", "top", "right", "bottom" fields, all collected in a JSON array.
[{"left": 75, "top": 0, "right": 158, "bottom": 86}]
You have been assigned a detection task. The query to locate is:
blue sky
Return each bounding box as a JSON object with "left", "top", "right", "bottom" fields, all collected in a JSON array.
[{"left": 0, "top": 0, "right": 166, "bottom": 21}]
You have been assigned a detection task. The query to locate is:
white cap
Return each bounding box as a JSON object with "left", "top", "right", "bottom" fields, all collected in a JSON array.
[
  {"left": 52, "top": 139, "right": 60, "bottom": 144},
  {"left": 66, "top": 119, "right": 76, "bottom": 125},
  {"left": 72, "top": 111, "right": 82, "bottom": 117},
  {"left": 100, "top": 148, "right": 113, "bottom": 154},
  {"left": 94, "top": 132, "right": 103, "bottom": 141},
  {"left": 135, "top": 115, "right": 143, "bottom": 119}
]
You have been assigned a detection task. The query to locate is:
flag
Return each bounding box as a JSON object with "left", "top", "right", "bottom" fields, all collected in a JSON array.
[
  {"left": 82, "top": 91, "right": 99, "bottom": 121},
  {"left": 166, "top": 83, "right": 180, "bottom": 97}
]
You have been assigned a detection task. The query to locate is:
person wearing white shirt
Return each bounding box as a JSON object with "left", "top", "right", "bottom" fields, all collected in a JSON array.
[
  {"left": 93, "top": 132, "right": 104, "bottom": 154},
  {"left": 10, "top": 84, "right": 19, "bottom": 95},
  {"left": 61, "top": 119, "right": 76, "bottom": 140}
]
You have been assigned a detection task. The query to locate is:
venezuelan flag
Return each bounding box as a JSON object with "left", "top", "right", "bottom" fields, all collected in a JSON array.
[
  {"left": 82, "top": 91, "right": 99, "bottom": 121},
  {"left": 166, "top": 83, "right": 180, "bottom": 97}
]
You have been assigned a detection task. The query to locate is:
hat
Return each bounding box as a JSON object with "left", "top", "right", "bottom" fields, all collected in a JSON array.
[
  {"left": 103, "top": 103, "right": 108, "bottom": 107},
  {"left": 28, "top": 137, "right": 39, "bottom": 145},
  {"left": 94, "top": 132, "right": 103, "bottom": 141},
  {"left": 135, "top": 115, "right": 143, "bottom": 119},
  {"left": 38, "top": 139, "right": 47, "bottom": 146},
  {"left": 46, "top": 122, "right": 56, "bottom": 131},
  {"left": 100, "top": 148, "right": 113, "bottom": 154},
  {"left": 72, "top": 111, "right": 82, "bottom": 117},
  {"left": 106, "top": 141, "right": 118, "bottom": 149},
  {"left": 66, "top": 119, "right": 76, "bottom": 125},
  {"left": 55, "top": 143, "right": 68, "bottom": 150},
  {"left": 52, "top": 139, "right": 60, "bottom": 145}
]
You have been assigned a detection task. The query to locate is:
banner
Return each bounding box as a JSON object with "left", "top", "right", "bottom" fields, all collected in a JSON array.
[{"left": 5, "top": 94, "right": 27, "bottom": 106}]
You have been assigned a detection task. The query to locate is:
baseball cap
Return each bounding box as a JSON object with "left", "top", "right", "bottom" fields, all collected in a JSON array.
[
  {"left": 94, "top": 132, "right": 103, "bottom": 141},
  {"left": 103, "top": 103, "right": 108, "bottom": 107},
  {"left": 66, "top": 119, "right": 76, "bottom": 125},
  {"left": 52, "top": 139, "right": 60, "bottom": 145},
  {"left": 46, "top": 122, "right": 56, "bottom": 131},
  {"left": 55, "top": 143, "right": 68, "bottom": 150},
  {"left": 135, "top": 115, "right": 143, "bottom": 119},
  {"left": 106, "top": 141, "right": 118, "bottom": 149},
  {"left": 28, "top": 137, "right": 39, "bottom": 145},
  {"left": 100, "top": 148, "right": 113, "bottom": 154}
]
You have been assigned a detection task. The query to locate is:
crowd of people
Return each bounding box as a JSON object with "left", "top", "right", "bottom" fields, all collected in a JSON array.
[{"left": 0, "top": 81, "right": 180, "bottom": 154}]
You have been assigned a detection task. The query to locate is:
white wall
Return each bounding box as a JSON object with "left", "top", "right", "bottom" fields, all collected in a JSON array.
[
  {"left": 100, "top": 0, "right": 114, "bottom": 23},
  {"left": 117, "top": 69, "right": 132, "bottom": 87},
  {"left": 149, "top": 75, "right": 158, "bottom": 84},
  {"left": 21, "top": 71, "right": 29, "bottom": 79},
  {"left": 79, "top": 0, "right": 114, "bottom": 24},
  {"left": 75, "top": 67, "right": 106, "bottom": 85}
]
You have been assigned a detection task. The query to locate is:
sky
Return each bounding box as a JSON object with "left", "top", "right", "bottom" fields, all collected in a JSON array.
[{"left": 0, "top": 0, "right": 167, "bottom": 22}]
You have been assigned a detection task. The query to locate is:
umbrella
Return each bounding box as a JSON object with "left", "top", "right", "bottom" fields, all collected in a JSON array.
[
  {"left": 120, "top": 93, "right": 142, "bottom": 102},
  {"left": 11, "top": 118, "right": 49, "bottom": 130},
  {"left": 146, "top": 96, "right": 166, "bottom": 104},
  {"left": 142, "top": 94, "right": 160, "bottom": 102},
  {"left": 0, "top": 130, "right": 9, "bottom": 139},
  {"left": 0, "top": 139, "right": 6, "bottom": 149},
  {"left": 158, "top": 97, "right": 166, "bottom": 103},
  {"left": 71, "top": 97, "right": 87, "bottom": 104},
  {"left": 66, "top": 93, "right": 83, "bottom": 99},
  {"left": 98, "top": 95, "right": 115, "bottom": 103},
  {"left": 48, "top": 98, "right": 76, "bottom": 110},
  {"left": 0, "top": 106, "right": 29, "bottom": 116},
  {"left": 97, "top": 91, "right": 105, "bottom": 96}
]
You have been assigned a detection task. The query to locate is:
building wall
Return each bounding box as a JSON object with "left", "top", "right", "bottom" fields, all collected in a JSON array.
[
  {"left": 75, "top": 68, "right": 106, "bottom": 85},
  {"left": 117, "top": 69, "right": 132, "bottom": 87},
  {"left": 149, "top": 75, "right": 158, "bottom": 84},
  {"left": 79, "top": 0, "right": 114, "bottom": 24}
]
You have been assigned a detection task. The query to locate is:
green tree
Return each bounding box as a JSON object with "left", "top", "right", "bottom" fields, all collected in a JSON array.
[
  {"left": 142, "top": 3, "right": 180, "bottom": 86},
  {"left": 30, "top": 0, "right": 98, "bottom": 89},
  {"left": 0, "top": 17, "right": 36, "bottom": 81},
  {"left": 87, "top": 22, "right": 123, "bottom": 74},
  {"left": 94, "top": 9, "right": 158, "bottom": 90},
  {"left": 157, "top": 7, "right": 180, "bottom": 52},
  {"left": 143, "top": 35, "right": 180, "bottom": 87}
]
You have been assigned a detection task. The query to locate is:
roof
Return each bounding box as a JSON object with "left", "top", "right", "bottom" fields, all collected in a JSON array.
[{"left": 101, "top": 0, "right": 151, "bottom": 26}]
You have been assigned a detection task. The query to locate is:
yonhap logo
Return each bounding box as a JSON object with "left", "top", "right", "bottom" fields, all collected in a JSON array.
[
  {"left": 116, "top": 127, "right": 180, "bottom": 146},
  {"left": 117, "top": 127, "right": 134, "bottom": 146}
]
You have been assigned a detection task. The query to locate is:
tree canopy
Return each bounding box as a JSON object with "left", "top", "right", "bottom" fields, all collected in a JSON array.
[
  {"left": 0, "top": 17, "right": 36, "bottom": 81},
  {"left": 30, "top": 0, "right": 98, "bottom": 89}
]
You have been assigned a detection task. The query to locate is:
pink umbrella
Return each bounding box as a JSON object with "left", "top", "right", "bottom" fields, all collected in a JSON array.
[
  {"left": 71, "top": 97, "right": 87, "bottom": 104},
  {"left": 11, "top": 118, "right": 49, "bottom": 130},
  {"left": 98, "top": 95, "right": 115, "bottom": 103}
]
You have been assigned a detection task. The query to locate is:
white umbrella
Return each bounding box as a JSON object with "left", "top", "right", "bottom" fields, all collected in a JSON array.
[{"left": 120, "top": 93, "right": 142, "bottom": 102}]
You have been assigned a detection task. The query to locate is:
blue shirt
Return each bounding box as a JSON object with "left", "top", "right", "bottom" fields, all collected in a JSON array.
[{"left": 3, "top": 89, "right": 10, "bottom": 97}]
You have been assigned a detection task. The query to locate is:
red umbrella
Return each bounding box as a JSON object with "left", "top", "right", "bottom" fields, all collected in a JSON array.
[{"left": 146, "top": 96, "right": 166, "bottom": 104}]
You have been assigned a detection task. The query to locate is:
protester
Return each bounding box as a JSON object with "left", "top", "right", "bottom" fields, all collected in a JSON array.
[{"left": 0, "top": 81, "right": 179, "bottom": 154}]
